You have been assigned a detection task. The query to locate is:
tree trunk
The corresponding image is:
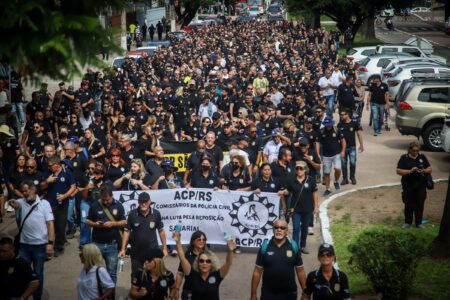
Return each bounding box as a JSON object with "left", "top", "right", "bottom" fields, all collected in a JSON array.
[
  {"left": 313, "top": 9, "right": 320, "bottom": 29},
  {"left": 361, "top": 17, "right": 376, "bottom": 39},
  {"left": 430, "top": 175, "right": 450, "bottom": 258}
]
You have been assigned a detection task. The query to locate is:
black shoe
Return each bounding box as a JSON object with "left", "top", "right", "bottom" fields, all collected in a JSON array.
[
  {"left": 341, "top": 179, "right": 349, "bottom": 186},
  {"left": 53, "top": 248, "right": 64, "bottom": 257},
  {"left": 351, "top": 177, "right": 357, "bottom": 185}
]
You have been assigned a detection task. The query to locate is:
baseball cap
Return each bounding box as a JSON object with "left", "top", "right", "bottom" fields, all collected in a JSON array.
[
  {"left": 318, "top": 243, "right": 335, "bottom": 256},
  {"left": 295, "top": 161, "right": 307, "bottom": 169},
  {"left": 271, "top": 128, "right": 281, "bottom": 137},
  {"left": 138, "top": 192, "right": 151, "bottom": 202},
  {"left": 299, "top": 137, "right": 309, "bottom": 145},
  {"left": 161, "top": 160, "right": 177, "bottom": 171},
  {"left": 323, "top": 117, "right": 335, "bottom": 127}
]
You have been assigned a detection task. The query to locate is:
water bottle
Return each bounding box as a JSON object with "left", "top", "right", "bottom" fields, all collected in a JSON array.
[
  {"left": 421, "top": 219, "right": 428, "bottom": 225},
  {"left": 174, "top": 220, "right": 182, "bottom": 232},
  {"left": 224, "top": 232, "right": 233, "bottom": 242},
  {"left": 119, "top": 257, "right": 124, "bottom": 272},
  {"left": 56, "top": 193, "right": 61, "bottom": 205}
]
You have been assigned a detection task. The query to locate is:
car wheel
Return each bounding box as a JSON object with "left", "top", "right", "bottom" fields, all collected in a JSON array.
[{"left": 422, "top": 123, "right": 443, "bottom": 151}]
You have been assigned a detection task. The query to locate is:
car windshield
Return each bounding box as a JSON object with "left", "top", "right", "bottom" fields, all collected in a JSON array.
[{"left": 348, "top": 49, "right": 357, "bottom": 55}]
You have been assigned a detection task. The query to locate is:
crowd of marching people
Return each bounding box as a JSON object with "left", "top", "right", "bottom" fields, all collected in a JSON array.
[{"left": 0, "top": 17, "right": 382, "bottom": 300}]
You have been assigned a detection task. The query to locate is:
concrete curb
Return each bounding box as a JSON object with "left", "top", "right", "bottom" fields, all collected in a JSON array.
[{"left": 319, "top": 178, "right": 447, "bottom": 269}]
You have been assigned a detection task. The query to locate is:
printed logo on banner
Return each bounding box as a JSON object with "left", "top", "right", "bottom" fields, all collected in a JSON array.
[{"left": 229, "top": 193, "right": 277, "bottom": 237}]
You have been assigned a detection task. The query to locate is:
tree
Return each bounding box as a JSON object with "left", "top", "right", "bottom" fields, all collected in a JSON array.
[
  {"left": 0, "top": 0, "right": 128, "bottom": 82},
  {"left": 430, "top": 175, "right": 450, "bottom": 259},
  {"left": 174, "top": 0, "right": 213, "bottom": 28}
]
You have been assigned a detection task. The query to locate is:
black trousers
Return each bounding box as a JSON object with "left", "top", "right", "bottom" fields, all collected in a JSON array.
[
  {"left": 261, "top": 289, "right": 297, "bottom": 300},
  {"left": 403, "top": 187, "right": 427, "bottom": 226},
  {"left": 52, "top": 203, "right": 68, "bottom": 250}
]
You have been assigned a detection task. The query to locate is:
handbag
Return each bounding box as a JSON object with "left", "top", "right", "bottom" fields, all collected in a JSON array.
[
  {"left": 14, "top": 202, "right": 39, "bottom": 256},
  {"left": 286, "top": 176, "right": 308, "bottom": 219},
  {"left": 425, "top": 173, "right": 434, "bottom": 190}
]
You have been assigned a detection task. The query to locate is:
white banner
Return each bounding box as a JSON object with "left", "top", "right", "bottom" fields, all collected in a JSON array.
[{"left": 113, "top": 189, "right": 280, "bottom": 248}]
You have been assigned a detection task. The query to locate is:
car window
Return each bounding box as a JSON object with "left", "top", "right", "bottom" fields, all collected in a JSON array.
[
  {"left": 377, "top": 59, "right": 391, "bottom": 67},
  {"left": 417, "top": 87, "right": 449, "bottom": 103},
  {"left": 410, "top": 68, "right": 435, "bottom": 75},
  {"left": 359, "top": 57, "right": 370, "bottom": 66},
  {"left": 348, "top": 49, "right": 357, "bottom": 55},
  {"left": 362, "top": 49, "right": 377, "bottom": 56},
  {"left": 438, "top": 69, "right": 450, "bottom": 75},
  {"left": 403, "top": 48, "right": 422, "bottom": 57},
  {"left": 381, "top": 47, "right": 398, "bottom": 53}
]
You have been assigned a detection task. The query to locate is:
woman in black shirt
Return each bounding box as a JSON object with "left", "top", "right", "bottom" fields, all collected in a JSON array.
[
  {"left": 106, "top": 148, "right": 126, "bottom": 184},
  {"left": 173, "top": 231, "right": 234, "bottom": 300},
  {"left": 113, "top": 158, "right": 151, "bottom": 191},
  {"left": 222, "top": 154, "right": 251, "bottom": 191}
]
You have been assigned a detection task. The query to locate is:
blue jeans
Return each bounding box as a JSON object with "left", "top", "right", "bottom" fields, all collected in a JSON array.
[
  {"left": 79, "top": 200, "right": 92, "bottom": 246},
  {"left": 292, "top": 212, "right": 313, "bottom": 249},
  {"left": 324, "top": 94, "right": 335, "bottom": 117},
  {"left": 371, "top": 103, "right": 385, "bottom": 133},
  {"left": 95, "top": 242, "right": 118, "bottom": 284},
  {"left": 19, "top": 243, "right": 47, "bottom": 300},
  {"left": 341, "top": 146, "right": 357, "bottom": 180},
  {"left": 67, "top": 197, "right": 75, "bottom": 231},
  {"left": 11, "top": 102, "right": 24, "bottom": 123}
]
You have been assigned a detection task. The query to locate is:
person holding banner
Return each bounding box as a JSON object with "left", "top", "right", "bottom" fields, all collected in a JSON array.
[
  {"left": 188, "top": 156, "right": 221, "bottom": 189},
  {"left": 113, "top": 159, "right": 151, "bottom": 191},
  {"left": 173, "top": 230, "right": 235, "bottom": 300},
  {"left": 251, "top": 163, "right": 287, "bottom": 214},
  {"left": 172, "top": 231, "right": 208, "bottom": 300}
]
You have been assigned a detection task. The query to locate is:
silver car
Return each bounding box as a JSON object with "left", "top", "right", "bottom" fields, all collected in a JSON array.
[
  {"left": 387, "top": 64, "right": 450, "bottom": 100},
  {"left": 381, "top": 57, "right": 443, "bottom": 81},
  {"left": 357, "top": 53, "right": 412, "bottom": 85}
]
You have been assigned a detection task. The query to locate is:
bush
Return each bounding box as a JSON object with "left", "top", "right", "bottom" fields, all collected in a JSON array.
[{"left": 348, "top": 227, "right": 428, "bottom": 300}]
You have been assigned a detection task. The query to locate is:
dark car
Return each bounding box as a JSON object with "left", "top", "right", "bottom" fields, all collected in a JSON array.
[
  {"left": 268, "top": 15, "right": 284, "bottom": 22},
  {"left": 236, "top": 15, "right": 256, "bottom": 23}
]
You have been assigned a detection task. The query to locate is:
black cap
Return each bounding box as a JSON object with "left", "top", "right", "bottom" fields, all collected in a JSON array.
[
  {"left": 212, "top": 112, "right": 221, "bottom": 120},
  {"left": 138, "top": 192, "right": 151, "bottom": 202},
  {"left": 299, "top": 137, "right": 309, "bottom": 145},
  {"left": 318, "top": 243, "right": 335, "bottom": 256}
]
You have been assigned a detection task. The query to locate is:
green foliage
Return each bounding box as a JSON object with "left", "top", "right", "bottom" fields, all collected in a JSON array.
[
  {"left": 0, "top": 0, "right": 128, "bottom": 82},
  {"left": 348, "top": 227, "right": 428, "bottom": 300}
]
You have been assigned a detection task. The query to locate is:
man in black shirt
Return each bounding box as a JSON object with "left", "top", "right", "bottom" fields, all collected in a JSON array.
[
  {"left": 338, "top": 109, "right": 364, "bottom": 185},
  {"left": 367, "top": 76, "right": 389, "bottom": 136},
  {"left": 251, "top": 219, "right": 306, "bottom": 300},
  {"left": 0, "top": 237, "right": 39, "bottom": 299},
  {"left": 119, "top": 192, "right": 168, "bottom": 275},
  {"left": 86, "top": 186, "right": 126, "bottom": 285},
  {"left": 336, "top": 76, "right": 358, "bottom": 113},
  {"left": 25, "top": 122, "right": 52, "bottom": 159}
]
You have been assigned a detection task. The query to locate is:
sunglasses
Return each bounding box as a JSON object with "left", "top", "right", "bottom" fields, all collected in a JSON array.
[
  {"left": 296, "top": 167, "right": 305, "bottom": 171},
  {"left": 199, "top": 259, "right": 212, "bottom": 264},
  {"left": 25, "top": 166, "right": 35, "bottom": 169},
  {"left": 195, "top": 238, "right": 207, "bottom": 242},
  {"left": 319, "top": 252, "right": 333, "bottom": 257},
  {"left": 33, "top": 126, "right": 40, "bottom": 129},
  {"left": 111, "top": 154, "right": 120, "bottom": 157},
  {"left": 273, "top": 226, "right": 287, "bottom": 230}
]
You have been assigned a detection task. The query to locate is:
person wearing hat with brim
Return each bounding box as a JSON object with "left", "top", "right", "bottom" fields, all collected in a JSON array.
[
  {"left": 318, "top": 117, "right": 346, "bottom": 197},
  {"left": 119, "top": 191, "right": 168, "bottom": 276},
  {"left": 152, "top": 160, "right": 184, "bottom": 190},
  {"left": 129, "top": 247, "right": 175, "bottom": 300},
  {"left": 303, "top": 243, "right": 351, "bottom": 300}
]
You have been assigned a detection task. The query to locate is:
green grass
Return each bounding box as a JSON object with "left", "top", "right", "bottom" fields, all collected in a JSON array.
[
  {"left": 320, "top": 15, "right": 333, "bottom": 22},
  {"left": 331, "top": 219, "right": 450, "bottom": 299}
]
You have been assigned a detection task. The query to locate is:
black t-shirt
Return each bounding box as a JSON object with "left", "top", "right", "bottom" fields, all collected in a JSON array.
[
  {"left": 125, "top": 208, "right": 164, "bottom": 256},
  {"left": 255, "top": 238, "right": 303, "bottom": 294},
  {"left": 293, "top": 149, "right": 321, "bottom": 179},
  {"left": 26, "top": 134, "right": 52, "bottom": 156},
  {"left": 88, "top": 200, "right": 126, "bottom": 243},
  {"left": 205, "top": 145, "right": 224, "bottom": 171},
  {"left": 270, "top": 161, "right": 295, "bottom": 182},
  {"left": 397, "top": 153, "right": 430, "bottom": 190},
  {"left": 337, "top": 120, "right": 362, "bottom": 148},
  {"left": 187, "top": 270, "right": 223, "bottom": 300},
  {"left": 337, "top": 83, "right": 358, "bottom": 109},
  {"left": 9, "top": 79, "right": 24, "bottom": 103},
  {"left": 304, "top": 268, "right": 351, "bottom": 300},
  {"left": 107, "top": 164, "right": 127, "bottom": 183},
  {"left": 251, "top": 176, "right": 283, "bottom": 192},
  {"left": 223, "top": 169, "right": 251, "bottom": 190},
  {"left": 287, "top": 176, "right": 317, "bottom": 212},
  {"left": 369, "top": 83, "right": 389, "bottom": 105},
  {"left": 190, "top": 171, "right": 220, "bottom": 188},
  {"left": 319, "top": 128, "right": 344, "bottom": 157},
  {"left": 121, "top": 174, "right": 152, "bottom": 191},
  {"left": 0, "top": 139, "right": 20, "bottom": 165},
  {"left": 177, "top": 250, "right": 198, "bottom": 291},
  {"left": 131, "top": 269, "right": 174, "bottom": 300},
  {"left": 0, "top": 257, "right": 38, "bottom": 298}
]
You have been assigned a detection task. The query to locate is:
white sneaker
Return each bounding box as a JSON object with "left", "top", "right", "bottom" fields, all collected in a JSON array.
[
  {"left": 402, "top": 223, "right": 410, "bottom": 229},
  {"left": 6, "top": 203, "right": 14, "bottom": 212},
  {"left": 308, "top": 227, "right": 314, "bottom": 235}
]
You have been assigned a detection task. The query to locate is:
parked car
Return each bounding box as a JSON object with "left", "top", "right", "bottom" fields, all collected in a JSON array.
[
  {"left": 266, "top": 4, "right": 283, "bottom": 16},
  {"left": 146, "top": 40, "right": 170, "bottom": 48},
  {"left": 112, "top": 56, "right": 138, "bottom": 69},
  {"left": 440, "top": 116, "right": 450, "bottom": 152},
  {"left": 267, "top": 15, "right": 285, "bottom": 22},
  {"left": 346, "top": 46, "right": 378, "bottom": 62},
  {"left": 375, "top": 44, "right": 446, "bottom": 64},
  {"left": 380, "top": 5, "right": 395, "bottom": 17},
  {"left": 236, "top": 15, "right": 256, "bottom": 22},
  {"left": 387, "top": 64, "right": 450, "bottom": 100},
  {"left": 446, "top": 17, "right": 450, "bottom": 34},
  {"left": 167, "top": 31, "right": 188, "bottom": 41},
  {"left": 248, "top": 6, "right": 261, "bottom": 16},
  {"left": 136, "top": 46, "right": 158, "bottom": 57},
  {"left": 381, "top": 57, "right": 443, "bottom": 81},
  {"left": 395, "top": 78, "right": 450, "bottom": 150},
  {"left": 410, "top": 7, "right": 431, "bottom": 13},
  {"left": 356, "top": 53, "right": 413, "bottom": 85}
]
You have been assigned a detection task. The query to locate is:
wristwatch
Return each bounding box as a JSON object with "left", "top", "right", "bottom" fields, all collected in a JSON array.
[{"left": 47, "top": 240, "right": 54, "bottom": 246}]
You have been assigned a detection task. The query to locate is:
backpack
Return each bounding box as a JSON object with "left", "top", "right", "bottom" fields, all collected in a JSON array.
[{"left": 261, "top": 238, "right": 299, "bottom": 255}]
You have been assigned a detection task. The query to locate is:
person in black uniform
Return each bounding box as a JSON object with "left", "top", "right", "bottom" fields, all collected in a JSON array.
[
  {"left": 293, "top": 138, "right": 321, "bottom": 183},
  {"left": 396, "top": 141, "right": 432, "bottom": 229},
  {"left": 250, "top": 219, "right": 306, "bottom": 300},
  {"left": 173, "top": 230, "right": 235, "bottom": 300},
  {"left": 303, "top": 243, "right": 351, "bottom": 300},
  {"left": 336, "top": 76, "right": 358, "bottom": 114},
  {"left": 188, "top": 156, "right": 221, "bottom": 189},
  {"left": 0, "top": 237, "right": 39, "bottom": 299},
  {"left": 251, "top": 163, "right": 287, "bottom": 214},
  {"left": 119, "top": 192, "right": 168, "bottom": 275},
  {"left": 86, "top": 186, "right": 127, "bottom": 285},
  {"left": 173, "top": 231, "right": 208, "bottom": 300},
  {"left": 129, "top": 248, "right": 175, "bottom": 300}
]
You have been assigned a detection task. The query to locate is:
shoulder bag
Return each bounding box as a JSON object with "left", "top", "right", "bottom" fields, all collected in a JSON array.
[
  {"left": 286, "top": 176, "right": 308, "bottom": 219},
  {"left": 14, "top": 202, "right": 39, "bottom": 256},
  {"left": 99, "top": 201, "right": 123, "bottom": 239}
]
